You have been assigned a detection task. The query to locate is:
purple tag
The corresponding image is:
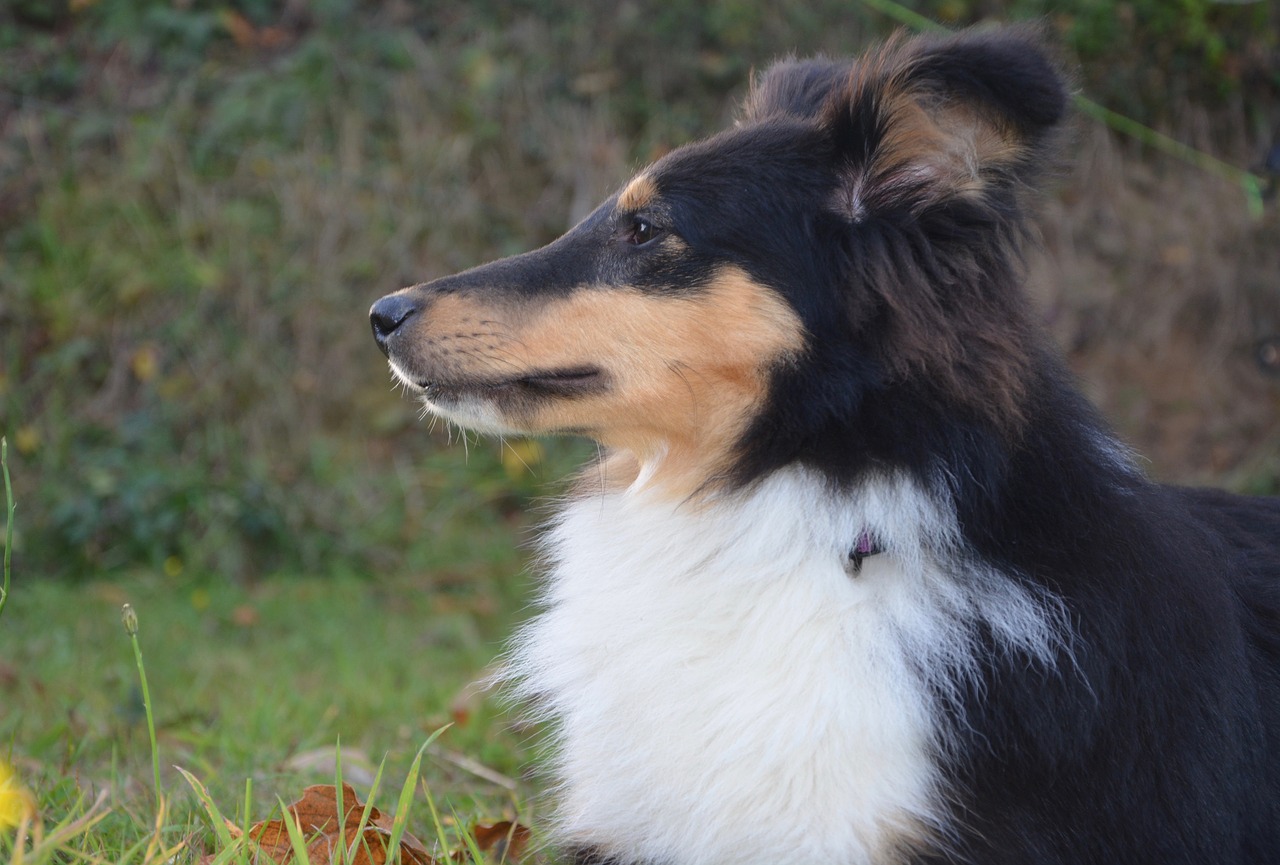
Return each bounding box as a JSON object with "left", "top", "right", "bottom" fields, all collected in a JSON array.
[{"left": 855, "top": 530, "right": 877, "bottom": 556}]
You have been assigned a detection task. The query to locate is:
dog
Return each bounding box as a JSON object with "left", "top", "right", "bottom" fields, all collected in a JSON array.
[{"left": 370, "top": 27, "right": 1280, "bottom": 865}]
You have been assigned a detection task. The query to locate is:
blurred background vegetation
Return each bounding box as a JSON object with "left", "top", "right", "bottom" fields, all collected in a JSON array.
[{"left": 1, "top": 0, "right": 1278, "bottom": 584}]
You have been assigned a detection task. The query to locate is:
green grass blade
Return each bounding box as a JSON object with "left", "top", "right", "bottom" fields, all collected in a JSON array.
[
  {"left": 387, "top": 725, "right": 451, "bottom": 855},
  {"left": 855, "top": 0, "right": 945, "bottom": 32},
  {"left": 177, "top": 767, "right": 236, "bottom": 850},
  {"left": 451, "top": 805, "right": 487, "bottom": 864},
  {"left": 344, "top": 753, "right": 387, "bottom": 865},
  {"left": 2, "top": 436, "right": 14, "bottom": 621},
  {"left": 1072, "top": 94, "right": 1267, "bottom": 217},
  {"left": 31, "top": 791, "right": 111, "bottom": 859},
  {"left": 118, "top": 828, "right": 161, "bottom": 864},
  {"left": 207, "top": 844, "right": 252, "bottom": 865},
  {"left": 241, "top": 777, "right": 254, "bottom": 847},
  {"left": 333, "top": 742, "right": 346, "bottom": 865},
  {"left": 277, "top": 796, "right": 314, "bottom": 865},
  {"left": 419, "top": 775, "right": 449, "bottom": 860}
]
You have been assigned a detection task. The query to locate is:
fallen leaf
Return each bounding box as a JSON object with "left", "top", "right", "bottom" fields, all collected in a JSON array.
[
  {"left": 199, "top": 782, "right": 531, "bottom": 864},
  {"left": 246, "top": 783, "right": 435, "bottom": 865},
  {"left": 470, "top": 821, "right": 531, "bottom": 863}
]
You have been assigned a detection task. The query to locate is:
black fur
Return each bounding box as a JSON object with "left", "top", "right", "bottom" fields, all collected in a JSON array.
[
  {"left": 732, "top": 32, "right": 1280, "bottom": 862},
  {"left": 372, "top": 26, "right": 1280, "bottom": 864}
]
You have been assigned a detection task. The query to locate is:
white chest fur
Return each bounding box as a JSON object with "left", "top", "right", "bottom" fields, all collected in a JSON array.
[{"left": 507, "top": 470, "right": 1062, "bottom": 865}]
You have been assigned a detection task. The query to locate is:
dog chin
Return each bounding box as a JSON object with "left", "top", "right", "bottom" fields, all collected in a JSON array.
[
  {"left": 420, "top": 395, "right": 526, "bottom": 437},
  {"left": 386, "top": 359, "right": 522, "bottom": 436}
]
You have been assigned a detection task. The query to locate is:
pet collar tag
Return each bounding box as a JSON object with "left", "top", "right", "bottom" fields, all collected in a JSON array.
[{"left": 847, "top": 530, "right": 882, "bottom": 575}]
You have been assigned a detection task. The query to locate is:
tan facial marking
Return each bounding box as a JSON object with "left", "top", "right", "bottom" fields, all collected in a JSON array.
[
  {"left": 401, "top": 267, "right": 804, "bottom": 499},
  {"left": 618, "top": 173, "right": 658, "bottom": 212}
]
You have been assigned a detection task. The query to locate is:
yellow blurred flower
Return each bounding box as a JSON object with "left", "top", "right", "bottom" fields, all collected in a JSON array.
[
  {"left": 130, "top": 345, "right": 159, "bottom": 383},
  {"left": 501, "top": 439, "right": 545, "bottom": 479},
  {"left": 13, "top": 426, "right": 39, "bottom": 456},
  {"left": 190, "top": 587, "right": 211, "bottom": 611},
  {"left": 0, "top": 760, "right": 35, "bottom": 831}
]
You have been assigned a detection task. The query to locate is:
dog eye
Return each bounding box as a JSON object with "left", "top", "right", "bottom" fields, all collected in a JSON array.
[{"left": 626, "top": 217, "right": 660, "bottom": 246}]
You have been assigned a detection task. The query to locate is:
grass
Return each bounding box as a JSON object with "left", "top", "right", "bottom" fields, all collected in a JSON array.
[
  {"left": 0, "top": 554, "right": 542, "bottom": 861},
  {"left": 2, "top": 437, "right": 11, "bottom": 620},
  {"left": 2, "top": 403, "right": 552, "bottom": 863}
]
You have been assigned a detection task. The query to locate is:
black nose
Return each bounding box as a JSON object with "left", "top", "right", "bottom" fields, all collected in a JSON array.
[{"left": 370, "top": 293, "right": 419, "bottom": 355}]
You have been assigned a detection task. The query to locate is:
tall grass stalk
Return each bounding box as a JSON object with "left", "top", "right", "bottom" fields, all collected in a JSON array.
[
  {"left": 122, "top": 604, "right": 163, "bottom": 806},
  {"left": 1072, "top": 95, "right": 1267, "bottom": 217},
  {"left": 276, "top": 796, "right": 315, "bottom": 865},
  {"left": 2, "top": 437, "right": 13, "bottom": 620},
  {"left": 176, "top": 769, "right": 237, "bottom": 852},
  {"left": 386, "top": 727, "right": 449, "bottom": 857}
]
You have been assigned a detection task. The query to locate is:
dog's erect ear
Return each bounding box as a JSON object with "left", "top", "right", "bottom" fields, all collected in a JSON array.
[
  {"left": 740, "top": 57, "right": 848, "bottom": 123},
  {"left": 822, "top": 27, "right": 1069, "bottom": 219}
]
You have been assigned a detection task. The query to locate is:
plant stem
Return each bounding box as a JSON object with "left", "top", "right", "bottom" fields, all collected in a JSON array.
[
  {"left": 122, "top": 604, "right": 163, "bottom": 803},
  {"left": 1, "top": 437, "right": 13, "bottom": 621}
]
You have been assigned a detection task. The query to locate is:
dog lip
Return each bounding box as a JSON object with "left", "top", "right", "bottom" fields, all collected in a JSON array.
[
  {"left": 513, "top": 367, "right": 604, "bottom": 394},
  {"left": 418, "top": 367, "right": 605, "bottom": 400}
]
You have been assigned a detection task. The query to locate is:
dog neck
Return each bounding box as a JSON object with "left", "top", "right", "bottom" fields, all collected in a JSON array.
[{"left": 507, "top": 467, "right": 1067, "bottom": 865}]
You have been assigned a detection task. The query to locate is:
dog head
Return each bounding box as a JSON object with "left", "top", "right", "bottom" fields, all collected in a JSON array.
[{"left": 371, "top": 28, "right": 1068, "bottom": 497}]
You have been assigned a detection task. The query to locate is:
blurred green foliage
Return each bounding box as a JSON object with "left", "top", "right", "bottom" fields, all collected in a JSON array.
[{"left": 0, "top": 0, "right": 1276, "bottom": 579}]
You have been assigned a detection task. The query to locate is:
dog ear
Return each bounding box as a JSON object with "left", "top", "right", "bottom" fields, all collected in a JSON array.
[
  {"left": 823, "top": 27, "right": 1068, "bottom": 221},
  {"left": 740, "top": 57, "right": 849, "bottom": 123}
]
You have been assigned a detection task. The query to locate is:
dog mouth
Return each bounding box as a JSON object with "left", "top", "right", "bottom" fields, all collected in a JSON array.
[{"left": 417, "top": 366, "right": 605, "bottom": 401}]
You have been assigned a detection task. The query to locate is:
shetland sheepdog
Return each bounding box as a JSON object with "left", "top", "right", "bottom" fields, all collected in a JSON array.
[{"left": 370, "top": 27, "right": 1280, "bottom": 865}]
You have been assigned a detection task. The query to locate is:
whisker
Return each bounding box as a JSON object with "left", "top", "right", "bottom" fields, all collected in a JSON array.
[{"left": 503, "top": 436, "right": 536, "bottom": 477}]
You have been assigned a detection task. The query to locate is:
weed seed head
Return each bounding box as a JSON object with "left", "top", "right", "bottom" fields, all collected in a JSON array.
[{"left": 122, "top": 603, "right": 139, "bottom": 636}]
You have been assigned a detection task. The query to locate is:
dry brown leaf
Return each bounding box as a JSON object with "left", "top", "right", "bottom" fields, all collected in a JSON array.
[
  {"left": 199, "top": 782, "right": 530, "bottom": 865},
  {"left": 470, "top": 821, "right": 531, "bottom": 864},
  {"left": 245, "top": 783, "right": 435, "bottom": 865},
  {"left": 219, "top": 10, "right": 256, "bottom": 48}
]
